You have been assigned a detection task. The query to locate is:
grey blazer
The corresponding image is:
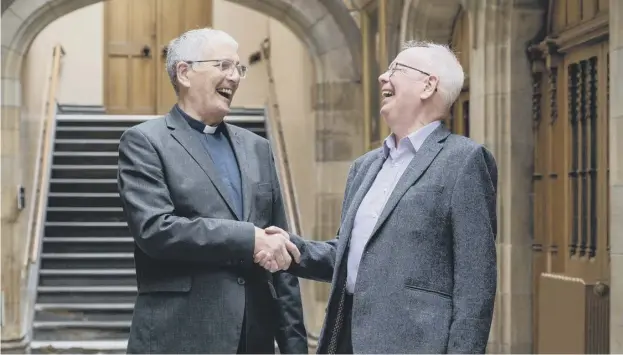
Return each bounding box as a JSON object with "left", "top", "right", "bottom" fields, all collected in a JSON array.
[
  {"left": 117, "top": 107, "right": 307, "bottom": 354},
  {"left": 289, "top": 125, "right": 498, "bottom": 354}
]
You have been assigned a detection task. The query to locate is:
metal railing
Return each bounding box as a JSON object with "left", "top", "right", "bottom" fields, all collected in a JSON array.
[{"left": 259, "top": 38, "right": 320, "bottom": 349}]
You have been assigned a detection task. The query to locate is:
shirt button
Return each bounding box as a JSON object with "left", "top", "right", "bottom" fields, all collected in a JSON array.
[{"left": 237, "top": 277, "right": 246, "bottom": 285}]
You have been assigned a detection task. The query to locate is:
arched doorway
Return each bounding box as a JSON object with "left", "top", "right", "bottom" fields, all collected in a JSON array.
[
  {"left": 529, "top": 0, "right": 610, "bottom": 352},
  {"left": 1, "top": 0, "right": 361, "bottom": 344}
]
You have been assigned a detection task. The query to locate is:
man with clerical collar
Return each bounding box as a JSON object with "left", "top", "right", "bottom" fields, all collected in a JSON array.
[{"left": 118, "top": 28, "right": 307, "bottom": 354}]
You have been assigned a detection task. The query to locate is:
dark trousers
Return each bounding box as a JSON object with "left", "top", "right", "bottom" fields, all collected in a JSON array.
[
  {"left": 237, "top": 279, "right": 274, "bottom": 354},
  {"left": 336, "top": 294, "right": 354, "bottom": 354}
]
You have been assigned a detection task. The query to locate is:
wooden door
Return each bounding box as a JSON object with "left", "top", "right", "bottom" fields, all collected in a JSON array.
[
  {"left": 447, "top": 7, "right": 469, "bottom": 136},
  {"left": 104, "top": 0, "right": 212, "bottom": 115},
  {"left": 529, "top": 0, "right": 610, "bottom": 351},
  {"left": 104, "top": 0, "right": 158, "bottom": 114},
  {"left": 155, "top": 0, "right": 213, "bottom": 114}
]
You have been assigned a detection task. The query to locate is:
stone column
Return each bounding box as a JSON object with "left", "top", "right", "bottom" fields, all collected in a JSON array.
[
  {"left": 1, "top": 44, "right": 26, "bottom": 343},
  {"left": 466, "top": 0, "right": 543, "bottom": 352},
  {"left": 609, "top": 0, "right": 623, "bottom": 351}
]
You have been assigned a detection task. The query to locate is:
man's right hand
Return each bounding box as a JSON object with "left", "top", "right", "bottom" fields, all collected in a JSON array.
[{"left": 254, "top": 227, "right": 300, "bottom": 272}]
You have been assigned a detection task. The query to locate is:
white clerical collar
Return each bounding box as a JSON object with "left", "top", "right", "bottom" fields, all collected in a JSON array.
[{"left": 203, "top": 125, "right": 218, "bottom": 134}]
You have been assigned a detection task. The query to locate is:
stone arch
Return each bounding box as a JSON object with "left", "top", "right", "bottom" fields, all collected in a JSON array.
[
  {"left": 1, "top": 0, "right": 362, "bottom": 343},
  {"left": 401, "top": 0, "right": 461, "bottom": 44}
]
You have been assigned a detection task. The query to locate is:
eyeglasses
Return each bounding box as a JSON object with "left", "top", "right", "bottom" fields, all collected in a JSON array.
[
  {"left": 387, "top": 62, "right": 432, "bottom": 77},
  {"left": 386, "top": 62, "right": 437, "bottom": 91},
  {"left": 186, "top": 59, "right": 247, "bottom": 78}
]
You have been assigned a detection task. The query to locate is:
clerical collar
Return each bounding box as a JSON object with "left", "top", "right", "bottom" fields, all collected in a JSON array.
[{"left": 176, "top": 104, "right": 224, "bottom": 135}]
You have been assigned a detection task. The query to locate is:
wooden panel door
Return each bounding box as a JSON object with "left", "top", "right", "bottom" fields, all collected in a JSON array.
[
  {"left": 104, "top": 0, "right": 158, "bottom": 114},
  {"left": 155, "top": 0, "right": 213, "bottom": 114},
  {"left": 104, "top": 0, "right": 212, "bottom": 115}
]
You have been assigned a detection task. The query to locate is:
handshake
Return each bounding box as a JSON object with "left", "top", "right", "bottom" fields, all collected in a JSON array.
[{"left": 253, "top": 226, "right": 301, "bottom": 273}]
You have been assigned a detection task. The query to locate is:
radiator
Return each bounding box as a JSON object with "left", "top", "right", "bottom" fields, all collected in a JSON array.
[{"left": 538, "top": 273, "right": 610, "bottom": 354}]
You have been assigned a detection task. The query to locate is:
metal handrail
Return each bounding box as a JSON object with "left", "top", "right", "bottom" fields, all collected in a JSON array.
[
  {"left": 25, "top": 44, "right": 64, "bottom": 267},
  {"left": 259, "top": 39, "right": 319, "bottom": 346}
]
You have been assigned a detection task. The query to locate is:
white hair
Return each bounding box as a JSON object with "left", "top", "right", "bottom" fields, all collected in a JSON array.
[
  {"left": 401, "top": 40, "right": 464, "bottom": 108},
  {"left": 166, "top": 28, "right": 239, "bottom": 95}
]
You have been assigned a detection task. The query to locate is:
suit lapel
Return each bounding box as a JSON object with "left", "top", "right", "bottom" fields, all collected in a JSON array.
[
  {"left": 166, "top": 110, "right": 241, "bottom": 220},
  {"left": 339, "top": 152, "right": 385, "bottom": 246},
  {"left": 366, "top": 126, "right": 450, "bottom": 245},
  {"left": 226, "top": 124, "right": 252, "bottom": 222}
]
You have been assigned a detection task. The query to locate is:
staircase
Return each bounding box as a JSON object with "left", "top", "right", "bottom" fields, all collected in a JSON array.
[{"left": 31, "top": 108, "right": 267, "bottom": 354}]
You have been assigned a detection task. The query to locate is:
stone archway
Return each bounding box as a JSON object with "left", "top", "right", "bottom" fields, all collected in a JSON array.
[{"left": 1, "top": 0, "right": 362, "bottom": 344}]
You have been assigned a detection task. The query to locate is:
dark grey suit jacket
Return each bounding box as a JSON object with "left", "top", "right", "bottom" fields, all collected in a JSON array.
[
  {"left": 117, "top": 107, "right": 307, "bottom": 354},
  {"left": 288, "top": 125, "right": 497, "bottom": 354}
]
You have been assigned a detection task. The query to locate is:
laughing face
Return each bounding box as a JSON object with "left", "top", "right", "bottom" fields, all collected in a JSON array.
[
  {"left": 176, "top": 40, "right": 243, "bottom": 123},
  {"left": 378, "top": 48, "right": 438, "bottom": 135}
]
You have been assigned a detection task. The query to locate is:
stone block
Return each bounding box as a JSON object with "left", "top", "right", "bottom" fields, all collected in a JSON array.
[
  {"left": 0, "top": 106, "right": 20, "bottom": 130},
  {"left": 312, "top": 82, "right": 361, "bottom": 111},
  {"left": 610, "top": 185, "right": 623, "bottom": 254},
  {"left": 1, "top": 46, "right": 22, "bottom": 77},
  {"left": 288, "top": 0, "right": 327, "bottom": 29},
  {"left": 610, "top": 0, "right": 623, "bottom": 51},
  {"left": 0, "top": 128, "right": 20, "bottom": 158},
  {"left": 611, "top": 49, "right": 623, "bottom": 119},
  {"left": 8, "top": 0, "right": 51, "bottom": 20},
  {"left": 1, "top": 78, "right": 21, "bottom": 107},
  {"left": 319, "top": 46, "right": 357, "bottom": 82},
  {"left": 0, "top": 9, "right": 23, "bottom": 49},
  {"left": 611, "top": 117, "right": 623, "bottom": 185},
  {"left": 310, "top": 15, "right": 346, "bottom": 55},
  {"left": 0, "top": 156, "right": 19, "bottom": 221}
]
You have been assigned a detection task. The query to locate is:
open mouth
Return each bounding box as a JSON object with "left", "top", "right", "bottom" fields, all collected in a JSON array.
[
  {"left": 381, "top": 90, "right": 394, "bottom": 98},
  {"left": 216, "top": 88, "right": 233, "bottom": 100}
]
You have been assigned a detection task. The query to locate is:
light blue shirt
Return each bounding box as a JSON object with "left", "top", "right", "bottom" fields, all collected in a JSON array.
[{"left": 345, "top": 120, "right": 441, "bottom": 294}]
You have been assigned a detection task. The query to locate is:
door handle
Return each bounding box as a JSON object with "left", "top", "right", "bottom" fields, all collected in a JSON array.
[
  {"left": 162, "top": 45, "right": 168, "bottom": 58},
  {"left": 141, "top": 45, "right": 151, "bottom": 58}
]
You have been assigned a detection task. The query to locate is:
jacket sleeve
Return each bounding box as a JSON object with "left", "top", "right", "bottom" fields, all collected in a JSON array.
[
  {"left": 447, "top": 146, "right": 498, "bottom": 353},
  {"left": 267, "top": 146, "right": 308, "bottom": 354},
  {"left": 117, "top": 127, "right": 257, "bottom": 264},
  {"left": 285, "top": 160, "right": 359, "bottom": 283}
]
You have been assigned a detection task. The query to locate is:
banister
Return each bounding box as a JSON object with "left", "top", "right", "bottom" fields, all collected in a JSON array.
[
  {"left": 25, "top": 44, "right": 64, "bottom": 268},
  {"left": 260, "top": 39, "right": 319, "bottom": 346}
]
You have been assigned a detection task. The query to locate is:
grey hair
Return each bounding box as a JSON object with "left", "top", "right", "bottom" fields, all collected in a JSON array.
[
  {"left": 401, "top": 40, "right": 464, "bottom": 108},
  {"left": 166, "top": 28, "right": 239, "bottom": 95}
]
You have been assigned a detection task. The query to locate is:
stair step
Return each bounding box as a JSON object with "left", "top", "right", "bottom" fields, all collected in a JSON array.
[
  {"left": 55, "top": 127, "right": 128, "bottom": 140},
  {"left": 40, "top": 253, "right": 134, "bottom": 269},
  {"left": 45, "top": 222, "right": 129, "bottom": 238},
  {"left": 32, "top": 321, "right": 131, "bottom": 342},
  {"left": 38, "top": 268, "right": 136, "bottom": 287},
  {"left": 41, "top": 237, "right": 134, "bottom": 254},
  {"left": 36, "top": 303, "right": 134, "bottom": 311},
  {"left": 30, "top": 340, "right": 128, "bottom": 354},
  {"left": 47, "top": 193, "right": 122, "bottom": 208},
  {"left": 41, "top": 268, "right": 135, "bottom": 276},
  {"left": 35, "top": 303, "right": 135, "bottom": 322},
  {"left": 55, "top": 139, "right": 120, "bottom": 153},
  {"left": 52, "top": 165, "right": 118, "bottom": 179},
  {"left": 53, "top": 152, "right": 119, "bottom": 165},
  {"left": 49, "top": 180, "right": 119, "bottom": 193},
  {"left": 47, "top": 207, "right": 125, "bottom": 222},
  {"left": 36, "top": 285, "right": 137, "bottom": 304}
]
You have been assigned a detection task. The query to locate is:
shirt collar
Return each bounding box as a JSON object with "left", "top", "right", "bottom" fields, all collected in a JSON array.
[
  {"left": 176, "top": 104, "right": 223, "bottom": 134},
  {"left": 383, "top": 120, "right": 441, "bottom": 158}
]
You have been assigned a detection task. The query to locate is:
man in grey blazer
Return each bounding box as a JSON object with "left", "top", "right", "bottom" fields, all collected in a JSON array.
[
  {"left": 118, "top": 28, "right": 307, "bottom": 354},
  {"left": 257, "top": 41, "right": 498, "bottom": 353}
]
